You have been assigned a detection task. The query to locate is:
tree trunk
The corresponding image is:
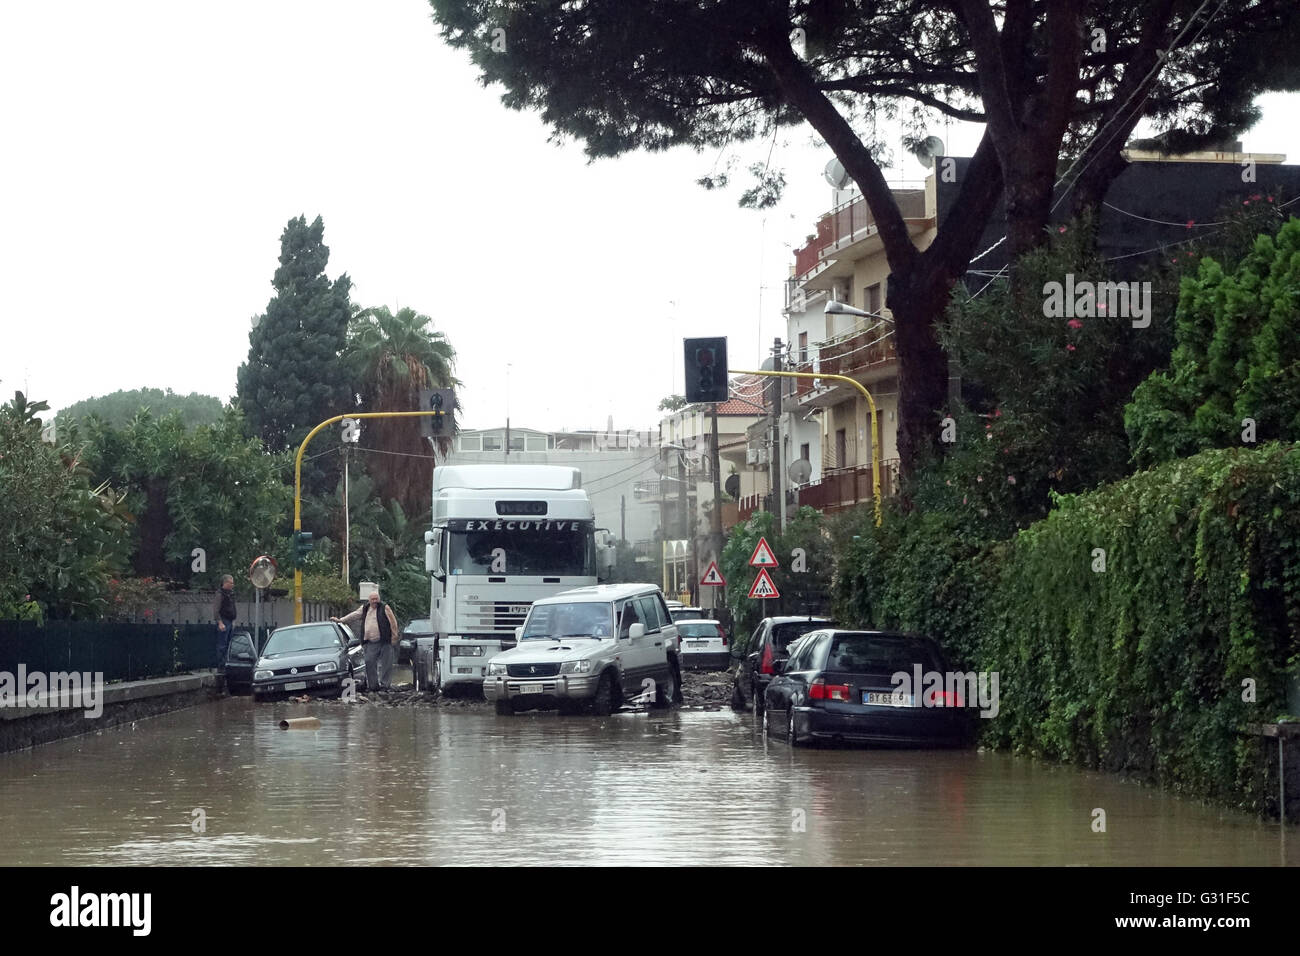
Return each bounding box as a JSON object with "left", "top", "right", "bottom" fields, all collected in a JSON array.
[{"left": 889, "top": 268, "right": 956, "bottom": 480}]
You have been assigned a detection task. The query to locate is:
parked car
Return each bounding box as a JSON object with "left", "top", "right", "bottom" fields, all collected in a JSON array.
[
  {"left": 223, "top": 630, "right": 257, "bottom": 694},
  {"left": 484, "top": 583, "right": 683, "bottom": 716},
  {"left": 401, "top": 619, "right": 435, "bottom": 666},
  {"left": 763, "top": 630, "right": 971, "bottom": 747},
  {"left": 732, "top": 616, "right": 835, "bottom": 713},
  {"left": 668, "top": 605, "right": 707, "bottom": 623},
  {"left": 678, "top": 620, "right": 730, "bottom": 669},
  {"left": 252, "top": 622, "right": 361, "bottom": 701}
]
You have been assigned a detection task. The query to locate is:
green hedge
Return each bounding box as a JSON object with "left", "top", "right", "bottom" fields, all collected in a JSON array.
[{"left": 832, "top": 442, "right": 1300, "bottom": 815}]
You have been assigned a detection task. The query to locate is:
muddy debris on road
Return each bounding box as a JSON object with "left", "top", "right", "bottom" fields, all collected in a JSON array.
[{"left": 300, "top": 665, "right": 741, "bottom": 711}]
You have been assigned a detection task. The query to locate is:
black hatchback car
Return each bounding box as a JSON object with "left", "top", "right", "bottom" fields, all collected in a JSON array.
[
  {"left": 252, "top": 622, "right": 361, "bottom": 701},
  {"left": 763, "top": 630, "right": 972, "bottom": 747},
  {"left": 732, "top": 616, "right": 835, "bottom": 713}
]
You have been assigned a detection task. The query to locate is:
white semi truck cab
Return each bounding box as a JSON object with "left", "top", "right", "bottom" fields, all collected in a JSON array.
[{"left": 418, "top": 464, "right": 615, "bottom": 692}]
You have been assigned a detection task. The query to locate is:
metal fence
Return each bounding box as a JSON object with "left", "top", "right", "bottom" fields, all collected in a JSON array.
[{"left": 0, "top": 620, "right": 216, "bottom": 684}]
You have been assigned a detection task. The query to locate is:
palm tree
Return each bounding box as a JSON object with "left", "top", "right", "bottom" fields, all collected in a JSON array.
[{"left": 344, "top": 305, "right": 459, "bottom": 521}]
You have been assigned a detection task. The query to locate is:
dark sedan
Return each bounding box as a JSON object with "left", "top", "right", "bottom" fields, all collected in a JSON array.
[
  {"left": 252, "top": 622, "right": 360, "bottom": 701},
  {"left": 762, "top": 630, "right": 972, "bottom": 747},
  {"left": 731, "top": 616, "right": 834, "bottom": 713}
]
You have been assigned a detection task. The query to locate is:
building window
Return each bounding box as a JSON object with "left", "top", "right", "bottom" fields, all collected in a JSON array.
[
  {"left": 508, "top": 436, "right": 525, "bottom": 451},
  {"left": 482, "top": 436, "right": 502, "bottom": 451},
  {"left": 798, "top": 332, "right": 808, "bottom": 365},
  {"left": 800, "top": 443, "right": 810, "bottom": 466},
  {"left": 835, "top": 429, "right": 847, "bottom": 469},
  {"left": 459, "top": 435, "right": 482, "bottom": 452}
]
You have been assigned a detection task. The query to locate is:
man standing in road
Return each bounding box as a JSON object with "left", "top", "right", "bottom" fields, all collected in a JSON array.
[
  {"left": 333, "top": 590, "right": 400, "bottom": 692},
  {"left": 212, "top": 574, "right": 238, "bottom": 671}
]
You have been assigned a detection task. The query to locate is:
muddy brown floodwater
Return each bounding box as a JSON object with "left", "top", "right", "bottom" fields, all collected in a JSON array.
[{"left": 0, "top": 696, "right": 1294, "bottom": 866}]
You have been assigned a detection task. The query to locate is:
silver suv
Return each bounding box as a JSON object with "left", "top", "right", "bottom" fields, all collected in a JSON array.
[{"left": 484, "top": 584, "right": 683, "bottom": 716}]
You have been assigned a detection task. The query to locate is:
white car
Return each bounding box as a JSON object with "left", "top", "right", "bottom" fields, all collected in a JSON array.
[
  {"left": 484, "top": 583, "right": 683, "bottom": 716},
  {"left": 677, "top": 619, "right": 731, "bottom": 669}
]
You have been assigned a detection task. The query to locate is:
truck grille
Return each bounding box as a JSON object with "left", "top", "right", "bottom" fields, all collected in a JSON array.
[
  {"left": 507, "top": 662, "right": 561, "bottom": 678},
  {"left": 460, "top": 599, "right": 532, "bottom": 632}
]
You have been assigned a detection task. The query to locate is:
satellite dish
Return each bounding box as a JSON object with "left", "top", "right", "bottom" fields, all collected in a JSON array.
[
  {"left": 724, "top": 474, "right": 740, "bottom": 499},
  {"left": 788, "top": 459, "right": 812, "bottom": 485},
  {"left": 915, "top": 136, "right": 946, "bottom": 169},
  {"left": 823, "top": 157, "right": 851, "bottom": 190}
]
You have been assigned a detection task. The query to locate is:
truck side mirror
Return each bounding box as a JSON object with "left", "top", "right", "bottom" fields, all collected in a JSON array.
[
  {"left": 425, "top": 529, "right": 445, "bottom": 580},
  {"left": 515, "top": 626, "right": 524, "bottom": 641}
]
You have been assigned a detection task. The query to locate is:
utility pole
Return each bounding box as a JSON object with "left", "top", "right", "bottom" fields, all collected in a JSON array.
[
  {"left": 678, "top": 446, "right": 689, "bottom": 603},
  {"left": 620, "top": 494, "right": 626, "bottom": 543},
  {"left": 709, "top": 403, "right": 722, "bottom": 612},
  {"left": 771, "top": 337, "right": 785, "bottom": 532},
  {"left": 342, "top": 444, "right": 350, "bottom": 583}
]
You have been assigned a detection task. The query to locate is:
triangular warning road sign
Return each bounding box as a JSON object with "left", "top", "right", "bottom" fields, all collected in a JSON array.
[
  {"left": 699, "top": 561, "right": 725, "bottom": 587},
  {"left": 748, "top": 536, "right": 779, "bottom": 568},
  {"left": 747, "top": 568, "right": 780, "bottom": 599}
]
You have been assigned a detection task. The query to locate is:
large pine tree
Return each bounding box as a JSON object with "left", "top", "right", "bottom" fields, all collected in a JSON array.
[{"left": 237, "top": 215, "right": 354, "bottom": 490}]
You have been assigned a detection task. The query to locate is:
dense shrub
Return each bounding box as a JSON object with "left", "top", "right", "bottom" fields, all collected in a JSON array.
[{"left": 828, "top": 443, "right": 1300, "bottom": 815}]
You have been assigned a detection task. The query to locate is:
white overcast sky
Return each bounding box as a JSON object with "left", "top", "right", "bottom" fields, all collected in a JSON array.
[{"left": 3, "top": 2, "right": 1298, "bottom": 433}]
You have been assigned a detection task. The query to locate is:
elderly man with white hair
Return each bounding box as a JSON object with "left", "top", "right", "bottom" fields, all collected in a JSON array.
[{"left": 333, "top": 589, "right": 400, "bottom": 692}]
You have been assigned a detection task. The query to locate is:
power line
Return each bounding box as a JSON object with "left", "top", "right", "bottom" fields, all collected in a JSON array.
[{"left": 969, "top": 0, "right": 1228, "bottom": 290}]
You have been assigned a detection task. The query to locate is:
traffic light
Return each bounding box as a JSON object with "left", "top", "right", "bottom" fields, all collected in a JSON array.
[
  {"left": 683, "top": 337, "right": 729, "bottom": 403},
  {"left": 294, "top": 531, "right": 314, "bottom": 568},
  {"left": 418, "top": 388, "right": 456, "bottom": 438}
]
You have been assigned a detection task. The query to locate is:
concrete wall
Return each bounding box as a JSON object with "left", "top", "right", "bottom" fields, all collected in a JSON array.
[
  {"left": 132, "top": 592, "right": 333, "bottom": 628},
  {"left": 0, "top": 673, "right": 220, "bottom": 754}
]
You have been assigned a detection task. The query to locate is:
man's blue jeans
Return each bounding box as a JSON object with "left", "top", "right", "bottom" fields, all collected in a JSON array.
[{"left": 215, "top": 622, "right": 233, "bottom": 669}]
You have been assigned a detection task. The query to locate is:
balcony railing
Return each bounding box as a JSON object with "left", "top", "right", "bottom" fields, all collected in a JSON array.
[
  {"left": 787, "top": 326, "right": 896, "bottom": 395},
  {"left": 792, "top": 190, "right": 928, "bottom": 281},
  {"left": 796, "top": 459, "right": 900, "bottom": 515},
  {"left": 737, "top": 492, "right": 766, "bottom": 523}
]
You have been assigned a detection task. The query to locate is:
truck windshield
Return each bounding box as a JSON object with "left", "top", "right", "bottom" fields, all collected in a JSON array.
[
  {"left": 448, "top": 527, "right": 594, "bottom": 576},
  {"left": 522, "top": 602, "right": 613, "bottom": 640}
]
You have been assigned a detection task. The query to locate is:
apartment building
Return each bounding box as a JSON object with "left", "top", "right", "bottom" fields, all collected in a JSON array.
[{"left": 753, "top": 142, "right": 1300, "bottom": 522}]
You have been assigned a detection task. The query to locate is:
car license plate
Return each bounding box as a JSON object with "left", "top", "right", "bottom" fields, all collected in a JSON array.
[
  {"left": 864, "top": 691, "right": 912, "bottom": 706},
  {"left": 285, "top": 681, "right": 307, "bottom": 691},
  {"left": 519, "top": 683, "right": 543, "bottom": 694},
  {"left": 688, "top": 640, "right": 709, "bottom": 647}
]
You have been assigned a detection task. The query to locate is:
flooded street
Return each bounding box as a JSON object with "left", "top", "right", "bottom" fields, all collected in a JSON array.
[{"left": 0, "top": 697, "right": 1294, "bottom": 866}]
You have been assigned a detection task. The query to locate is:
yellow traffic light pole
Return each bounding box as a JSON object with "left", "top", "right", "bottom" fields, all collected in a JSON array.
[
  {"left": 729, "top": 369, "right": 882, "bottom": 528},
  {"left": 293, "top": 410, "right": 448, "bottom": 623}
]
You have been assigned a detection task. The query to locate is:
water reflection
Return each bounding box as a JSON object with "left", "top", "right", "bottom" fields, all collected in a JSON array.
[{"left": 0, "top": 698, "right": 1293, "bottom": 866}]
